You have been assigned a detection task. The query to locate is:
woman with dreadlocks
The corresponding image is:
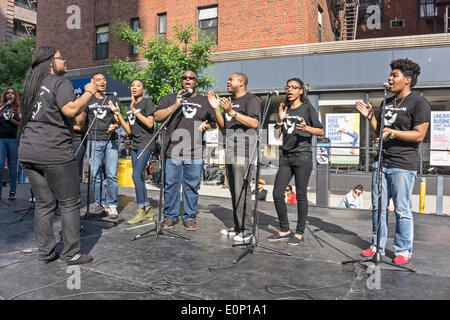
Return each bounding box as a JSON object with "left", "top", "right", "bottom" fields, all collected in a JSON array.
[
  {"left": 18, "top": 47, "right": 100, "bottom": 265},
  {"left": 0, "top": 87, "right": 21, "bottom": 200}
]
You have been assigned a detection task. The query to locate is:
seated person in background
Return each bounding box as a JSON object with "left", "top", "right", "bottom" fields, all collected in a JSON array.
[
  {"left": 284, "top": 185, "right": 297, "bottom": 204},
  {"left": 338, "top": 184, "right": 364, "bottom": 209},
  {"left": 252, "top": 179, "right": 267, "bottom": 201}
]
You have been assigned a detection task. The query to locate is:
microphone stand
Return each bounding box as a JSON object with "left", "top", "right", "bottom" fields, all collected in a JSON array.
[
  {"left": 131, "top": 96, "right": 191, "bottom": 242},
  {"left": 342, "top": 85, "right": 415, "bottom": 273},
  {"left": 231, "top": 92, "right": 291, "bottom": 264},
  {"left": 76, "top": 95, "right": 121, "bottom": 225}
]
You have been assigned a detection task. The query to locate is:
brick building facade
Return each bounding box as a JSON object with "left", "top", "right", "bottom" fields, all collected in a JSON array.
[
  {"left": 36, "top": 0, "right": 335, "bottom": 70},
  {"left": 357, "top": 0, "right": 449, "bottom": 39},
  {"left": 0, "top": 0, "right": 37, "bottom": 42}
]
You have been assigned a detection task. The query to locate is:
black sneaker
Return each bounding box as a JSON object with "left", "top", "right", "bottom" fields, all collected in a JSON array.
[
  {"left": 38, "top": 254, "right": 59, "bottom": 264},
  {"left": 64, "top": 253, "right": 94, "bottom": 265},
  {"left": 8, "top": 191, "right": 16, "bottom": 200},
  {"left": 267, "top": 232, "right": 292, "bottom": 242},
  {"left": 287, "top": 235, "right": 304, "bottom": 246}
]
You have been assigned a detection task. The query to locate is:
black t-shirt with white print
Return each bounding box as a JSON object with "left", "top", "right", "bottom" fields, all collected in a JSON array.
[
  {"left": 376, "top": 91, "right": 431, "bottom": 171},
  {"left": 281, "top": 103, "right": 323, "bottom": 154},
  {"left": 224, "top": 92, "right": 261, "bottom": 159},
  {"left": 0, "top": 105, "right": 20, "bottom": 139},
  {"left": 156, "top": 93, "right": 216, "bottom": 159},
  {"left": 126, "top": 97, "right": 155, "bottom": 150},
  {"left": 19, "top": 74, "right": 76, "bottom": 164},
  {"left": 86, "top": 95, "right": 119, "bottom": 141}
]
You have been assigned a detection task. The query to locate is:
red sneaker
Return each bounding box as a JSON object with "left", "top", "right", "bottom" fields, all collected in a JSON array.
[
  {"left": 393, "top": 255, "right": 410, "bottom": 265},
  {"left": 361, "top": 248, "right": 375, "bottom": 257}
]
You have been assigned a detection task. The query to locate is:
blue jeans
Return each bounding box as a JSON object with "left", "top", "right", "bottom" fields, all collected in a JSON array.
[
  {"left": 131, "top": 149, "right": 152, "bottom": 209},
  {"left": 0, "top": 138, "right": 19, "bottom": 193},
  {"left": 371, "top": 161, "right": 416, "bottom": 257},
  {"left": 88, "top": 140, "right": 118, "bottom": 207},
  {"left": 164, "top": 158, "right": 203, "bottom": 222}
]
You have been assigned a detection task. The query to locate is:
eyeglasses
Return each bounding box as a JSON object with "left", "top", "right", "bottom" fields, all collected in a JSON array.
[
  {"left": 182, "top": 76, "right": 197, "bottom": 81},
  {"left": 285, "top": 86, "right": 301, "bottom": 91},
  {"left": 53, "top": 56, "right": 65, "bottom": 60}
]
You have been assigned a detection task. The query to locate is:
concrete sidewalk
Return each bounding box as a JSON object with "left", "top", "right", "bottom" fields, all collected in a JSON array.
[{"left": 145, "top": 181, "right": 450, "bottom": 215}]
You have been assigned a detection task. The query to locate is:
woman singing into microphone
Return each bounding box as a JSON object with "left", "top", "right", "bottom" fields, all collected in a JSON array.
[
  {"left": 109, "top": 80, "right": 155, "bottom": 224},
  {"left": 268, "top": 78, "right": 324, "bottom": 245},
  {"left": 0, "top": 88, "right": 21, "bottom": 200}
]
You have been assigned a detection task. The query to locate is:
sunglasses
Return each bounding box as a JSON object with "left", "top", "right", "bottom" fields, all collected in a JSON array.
[
  {"left": 53, "top": 56, "right": 65, "bottom": 60},
  {"left": 182, "top": 76, "right": 197, "bottom": 81},
  {"left": 354, "top": 190, "right": 362, "bottom": 196}
]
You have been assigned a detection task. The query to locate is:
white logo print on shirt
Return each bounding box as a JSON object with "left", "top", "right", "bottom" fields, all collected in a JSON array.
[
  {"left": 284, "top": 116, "right": 303, "bottom": 134},
  {"left": 127, "top": 109, "right": 141, "bottom": 125},
  {"left": 182, "top": 102, "right": 200, "bottom": 119},
  {"left": 31, "top": 101, "right": 42, "bottom": 119},
  {"left": 90, "top": 103, "right": 107, "bottom": 119},
  {"left": 384, "top": 105, "right": 399, "bottom": 127}
]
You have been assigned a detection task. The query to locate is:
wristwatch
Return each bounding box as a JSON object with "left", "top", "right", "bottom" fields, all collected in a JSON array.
[{"left": 232, "top": 111, "right": 238, "bottom": 119}]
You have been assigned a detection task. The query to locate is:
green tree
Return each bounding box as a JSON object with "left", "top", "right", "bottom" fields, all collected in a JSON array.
[
  {"left": 0, "top": 37, "right": 35, "bottom": 94},
  {"left": 107, "top": 21, "right": 216, "bottom": 104}
]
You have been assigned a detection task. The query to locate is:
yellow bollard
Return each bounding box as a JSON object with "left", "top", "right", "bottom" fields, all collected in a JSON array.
[
  {"left": 117, "top": 158, "right": 135, "bottom": 188},
  {"left": 419, "top": 177, "right": 426, "bottom": 214}
]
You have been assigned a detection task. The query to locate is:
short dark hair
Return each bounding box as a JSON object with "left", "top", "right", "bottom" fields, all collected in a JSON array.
[
  {"left": 354, "top": 185, "right": 364, "bottom": 192},
  {"left": 286, "top": 185, "right": 293, "bottom": 192},
  {"left": 390, "top": 58, "right": 421, "bottom": 88},
  {"left": 131, "top": 79, "right": 145, "bottom": 89},
  {"left": 233, "top": 72, "right": 248, "bottom": 87},
  {"left": 91, "top": 73, "right": 105, "bottom": 79}
]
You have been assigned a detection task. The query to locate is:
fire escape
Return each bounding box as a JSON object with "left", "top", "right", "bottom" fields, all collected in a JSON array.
[{"left": 340, "top": 0, "right": 360, "bottom": 40}]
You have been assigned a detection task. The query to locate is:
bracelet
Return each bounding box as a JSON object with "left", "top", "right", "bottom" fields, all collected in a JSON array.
[
  {"left": 276, "top": 121, "right": 283, "bottom": 126},
  {"left": 390, "top": 130, "right": 396, "bottom": 139},
  {"left": 86, "top": 90, "right": 94, "bottom": 95},
  {"left": 167, "top": 107, "right": 172, "bottom": 114}
]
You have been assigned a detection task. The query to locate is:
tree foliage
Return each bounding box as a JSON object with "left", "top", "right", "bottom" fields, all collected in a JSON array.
[
  {"left": 107, "top": 21, "right": 216, "bottom": 104},
  {"left": 0, "top": 37, "right": 36, "bottom": 94}
]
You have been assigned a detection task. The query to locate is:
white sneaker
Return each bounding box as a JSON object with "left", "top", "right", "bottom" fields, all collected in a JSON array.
[
  {"left": 93, "top": 204, "right": 106, "bottom": 216},
  {"left": 220, "top": 227, "right": 237, "bottom": 237},
  {"left": 233, "top": 232, "right": 252, "bottom": 243},
  {"left": 107, "top": 206, "right": 118, "bottom": 219}
]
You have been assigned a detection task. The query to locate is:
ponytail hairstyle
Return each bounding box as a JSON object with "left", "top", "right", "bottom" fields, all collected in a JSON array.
[
  {"left": 285, "top": 77, "right": 310, "bottom": 106},
  {"left": 1, "top": 87, "right": 21, "bottom": 115},
  {"left": 18, "top": 46, "right": 58, "bottom": 138}
]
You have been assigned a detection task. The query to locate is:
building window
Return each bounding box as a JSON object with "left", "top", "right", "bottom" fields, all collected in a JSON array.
[
  {"left": 13, "top": 19, "right": 36, "bottom": 37},
  {"left": 318, "top": 6, "right": 323, "bottom": 42},
  {"left": 130, "top": 18, "right": 139, "bottom": 56},
  {"left": 198, "top": 6, "right": 218, "bottom": 43},
  {"left": 419, "top": 0, "right": 437, "bottom": 17},
  {"left": 95, "top": 25, "right": 109, "bottom": 60},
  {"left": 14, "top": 0, "right": 37, "bottom": 11},
  {"left": 358, "top": 0, "right": 384, "bottom": 25},
  {"left": 158, "top": 13, "right": 167, "bottom": 39}
]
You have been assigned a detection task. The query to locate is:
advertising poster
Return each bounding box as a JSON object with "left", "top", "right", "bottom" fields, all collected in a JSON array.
[
  {"left": 326, "top": 113, "right": 360, "bottom": 164},
  {"left": 430, "top": 111, "right": 450, "bottom": 166}
]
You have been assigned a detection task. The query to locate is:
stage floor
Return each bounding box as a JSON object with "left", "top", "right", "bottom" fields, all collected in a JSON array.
[{"left": 0, "top": 184, "right": 449, "bottom": 301}]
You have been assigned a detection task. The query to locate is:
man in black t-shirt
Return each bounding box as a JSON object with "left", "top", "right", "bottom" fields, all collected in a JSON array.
[
  {"left": 356, "top": 58, "right": 431, "bottom": 265},
  {"left": 208, "top": 72, "right": 261, "bottom": 243},
  {"left": 153, "top": 70, "right": 216, "bottom": 231},
  {"left": 77, "top": 74, "right": 121, "bottom": 218}
]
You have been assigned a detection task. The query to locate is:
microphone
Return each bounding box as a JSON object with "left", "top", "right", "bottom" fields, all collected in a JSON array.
[
  {"left": 383, "top": 82, "right": 390, "bottom": 90},
  {"left": 102, "top": 91, "right": 118, "bottom": 96},
  {"left": 0, "top": 100, "right": 11, "bottom": 108},
  {"left": 178, "top": 88, "right": 193, "bottom": 99},
  {"left": 268, "top": 90, "right": 279, "bottom": 96}
]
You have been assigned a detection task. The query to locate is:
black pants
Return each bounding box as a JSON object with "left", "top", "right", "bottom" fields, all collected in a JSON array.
[
  {"left": 226, "top": 163, "right": 253, "bottom": 232},
  {"left": 272, "top": 152, "right": 312, "bottom": 235},
  {"left": 22, "top": 160, "right": 81, "bottom": 260}
]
